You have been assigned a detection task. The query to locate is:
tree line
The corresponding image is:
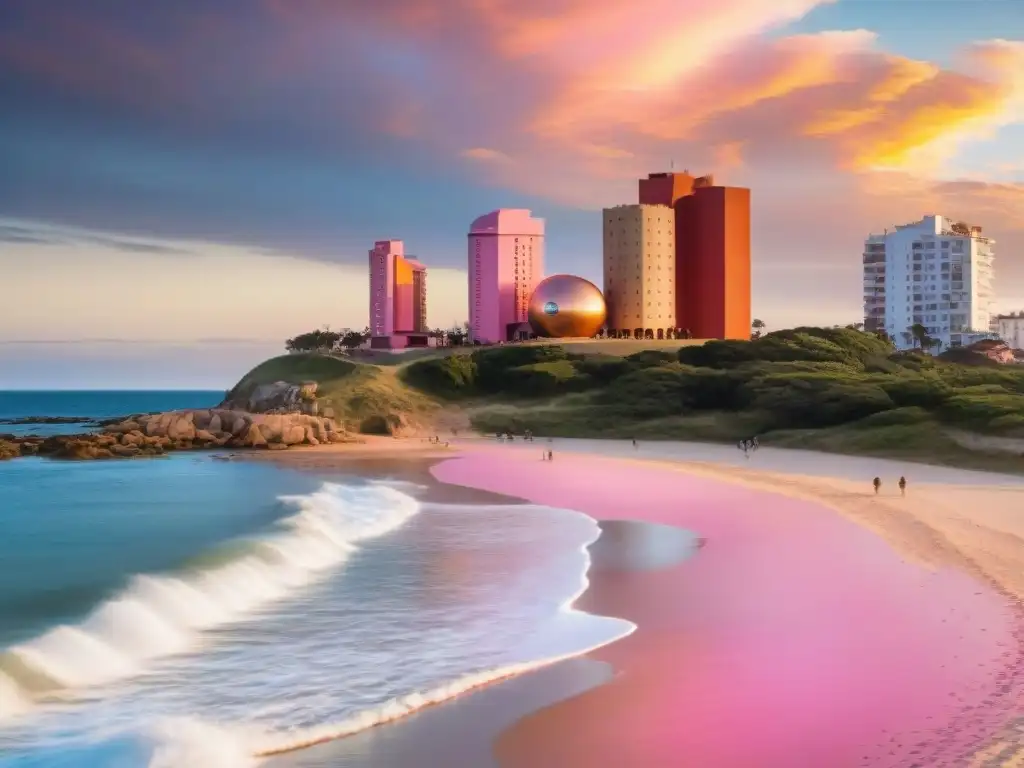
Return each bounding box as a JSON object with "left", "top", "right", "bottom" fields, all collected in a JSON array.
[{"left": 284, "top": 325, "right": 470, "bottom": 353}]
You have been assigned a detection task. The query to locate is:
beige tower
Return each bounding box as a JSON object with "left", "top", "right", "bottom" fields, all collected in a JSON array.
[{"left": 602, "top": 204, "right": 676, "bottom": 335}]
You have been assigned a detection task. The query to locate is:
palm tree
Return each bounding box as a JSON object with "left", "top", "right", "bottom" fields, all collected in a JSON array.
[{"left": 910, "top": 323, "right": 929, "bottom": 349}]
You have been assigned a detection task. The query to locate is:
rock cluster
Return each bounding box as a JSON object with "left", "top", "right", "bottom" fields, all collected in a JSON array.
[
  {"left": 221, "top": 381, "right": 321, "bottom": 415},
  {"left": 0, "top": 408, "right": 356, "bottom": 461}
]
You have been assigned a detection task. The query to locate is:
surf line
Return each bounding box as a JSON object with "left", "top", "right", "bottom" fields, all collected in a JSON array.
[{"left": 252, "top": 626, "right": 635, "bottom": 757}]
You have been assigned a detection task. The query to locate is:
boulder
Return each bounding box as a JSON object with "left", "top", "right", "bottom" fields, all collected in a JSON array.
[
  {"left": 241, "top": 424, "right": 267, "bottom": 447},
  {"left": 208, "top": 413, "right": 223, "bottom": 434},
  {"left": 166, "top": 414, "right": 196, "bottom": 441},
  {"left": 192, "top": 410, "right": 213, "bottom": 430},
  {"left": 246, "top": 381, "right": 305, "bottom": 413},
  {"left": 266, "top": 442, "right": 290, "bottom": 451},
  {"left": 282, "top": 425, "right": 306, "bottom": 445},
  {"left": 111, "top": 443, "right": 141, "bottom": 457},
  {"left": 121, "top": 431, "right": 145, "bottom": 446},
  {"left": 195, "top": 429, "right": 217, "bottom": 443}
]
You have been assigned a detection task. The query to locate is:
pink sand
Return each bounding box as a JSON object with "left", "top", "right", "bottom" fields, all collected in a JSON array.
[{"left": 432, "top": 448, "right": 1024, "bottom": 767}]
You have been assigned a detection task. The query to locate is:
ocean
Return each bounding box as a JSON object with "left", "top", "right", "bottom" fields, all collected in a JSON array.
[
  {"left": 0, "top": 392, "right": 632, "bottom": 767},
  {"left": 0, "top": 391, "right": 225, "bottom": 436}
]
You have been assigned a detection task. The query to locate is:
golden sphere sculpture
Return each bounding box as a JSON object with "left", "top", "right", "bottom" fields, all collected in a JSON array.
[{"left": 527, "top": 274, "right": 607, "bottom": 338}]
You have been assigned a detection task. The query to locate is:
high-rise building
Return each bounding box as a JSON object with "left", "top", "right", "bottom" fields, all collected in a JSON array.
[
  {"left": 676, "top": 185, "right": 751, "bottom": 340},
  {"left": 602, "top": 204, "right": 676, "bottom": 335},
  {"left": 635, "top": 172, "right": 751, "bottom": 340},
  {"left": 369, "top": 240, "right": 428, "bottom": 347},
  {"left": 467, "top": 209, "right": 544, "bottom": 344},
  {"left": 863, "top": 215, "right": 995, "bottom": 350}
]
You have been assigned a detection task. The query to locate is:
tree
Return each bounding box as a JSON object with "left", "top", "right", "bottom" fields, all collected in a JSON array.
[
  {"left": 751, "top": 318, "right": 766, "bottom": 340},
  {"left": 285, "top": 329, "right": 341, "bottom": 353},
  {"left": 340, "top": 330, "right": 365, "bottom": 350},
  {"left": 909, "top": 323, "right": 930, "bottom": 350},
  {"left": 845, "top": 322, "right": 865, "bottom": 331},
  {"left": 447, "top": 326, "right": 467, "bottom": 346}
]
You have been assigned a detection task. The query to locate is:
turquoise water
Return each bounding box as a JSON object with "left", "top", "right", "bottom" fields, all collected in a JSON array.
[
  {"left": 0, "top": 390, "right": 222, "bottom": 436},
  {"left": 0, "top": 456, "right": 313, "bottom": 648},
  {"left": 0, "top": 394, "right": 632, "bottom": 767}
]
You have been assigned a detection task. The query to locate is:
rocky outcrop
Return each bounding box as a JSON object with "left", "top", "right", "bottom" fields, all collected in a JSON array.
[
  {"left": 220, "top": 381, "right": 319, "bottom": 414},
  {"left": 0, "top": 416, "right": 99, "bottom": 426},
  {"left": 0, "top": 408, "right": 358, "bottom": 461}
]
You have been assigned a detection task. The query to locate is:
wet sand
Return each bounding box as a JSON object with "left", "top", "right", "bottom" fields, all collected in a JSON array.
[{"left": 432, "top": 444, "right": 1024, "bottom": 767}]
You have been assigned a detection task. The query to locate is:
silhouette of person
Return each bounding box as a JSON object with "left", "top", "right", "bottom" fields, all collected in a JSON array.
[
  {"left": 548, "top": 450, "right": 553, "bottom": 461},
  {"left": 873, "top": 477, "right": 882, "bottom": 495},
  {"left": 898, "top": 476, "right": 907, "bottom": 496},
  {"left": 632, "top": 438, "right": 637, "bottom": 449}
]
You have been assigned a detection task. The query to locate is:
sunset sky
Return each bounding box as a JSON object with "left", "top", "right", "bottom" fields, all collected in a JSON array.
[{"left": 1, "top": 0, "right": 1022, "bottom": 388}]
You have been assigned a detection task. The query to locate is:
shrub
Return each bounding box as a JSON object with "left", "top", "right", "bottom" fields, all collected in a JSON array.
[
  {"left": 626, "top": 349, "right": 678, "bottom": 369},
  {"left": 473, "top": 345, "right": 568, "bottom": 392},
  {"left": 874, "top": 374, "right": 952, "bottom": 409},
  {"left": 938, "top": 392, "right": 1024, "bottom": 428},
  {"left": 677, "top": 366, "right": 744, "bottom": 410},
  {"left": 853, "top": 407, "right": 933, "bottom": 428},
  {"left": 741, "top": 373, "right": 895, "bottom": 429},
  {"left": 598, "top": 365, "right": 688, "bottom": 419},
  {"left": 401, "top": 355, "right": 477, "bottom": 398},
  {"left": 504, "top": 360, "right": 588, "bottom": 397},
  {"left": 678, "top": 327, "right": 891, "bottom": 369},
  {"left": 574, "top": 355, "right": 630, "bottom": 385}
]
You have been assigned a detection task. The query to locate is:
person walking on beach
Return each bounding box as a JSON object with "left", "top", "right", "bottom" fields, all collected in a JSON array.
[
  {"left": 873, "top": 476, "right": 881, "bottom": 495},
  {"left": 632, "top": 438, "right": 637, "bottom": 449},
  {"left": 547, "top": 449, "right": 553, "bottom": 461},
  {"left": 898, "top": 476, "right": 907, "bottom": 496}
]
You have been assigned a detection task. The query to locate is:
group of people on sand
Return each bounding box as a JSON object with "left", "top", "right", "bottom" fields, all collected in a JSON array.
[
  {"left": 737, "top": 436, "right": 759, "bottom": 458},
  {"left": 427, "top": 435, "right": 450, "bottom": 447},
  {"left": 497, "top": 432, "right": 532, "bottom": 442},
  {"left": 872, "top": 475, "right": 908, "bottom": 496}
]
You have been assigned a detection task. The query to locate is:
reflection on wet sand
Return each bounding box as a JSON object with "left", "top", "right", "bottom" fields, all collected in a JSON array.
[
  {"left": 588, "top": 519, "right": 700, "bottom": 573},
  {"left": 267, "top": 658, "right": 611, "bottom": 768}
]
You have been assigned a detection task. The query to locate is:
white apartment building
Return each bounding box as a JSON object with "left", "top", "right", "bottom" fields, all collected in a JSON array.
[
  {"left": 863, "top": 214, "right": 995, "bottom": 350},
  {"left": 995, "top": 314, "right": 1024, "bottom": 351}
]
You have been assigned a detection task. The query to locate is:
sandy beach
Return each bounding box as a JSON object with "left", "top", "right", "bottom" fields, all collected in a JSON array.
[{"left": 259, "top": 436, "right": 1024, "bottom": 766}]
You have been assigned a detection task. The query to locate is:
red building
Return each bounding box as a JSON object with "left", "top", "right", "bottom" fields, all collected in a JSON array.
[{"left": 638, "top": 172, "right": 751, "bottom": 340}]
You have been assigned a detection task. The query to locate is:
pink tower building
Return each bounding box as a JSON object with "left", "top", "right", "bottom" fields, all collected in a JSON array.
[
  {"left": 369, "top": 240, "right": 428, "bottom": 348},
  {"left": 467, "top": 209, "right": 545, "bottom": 344}
]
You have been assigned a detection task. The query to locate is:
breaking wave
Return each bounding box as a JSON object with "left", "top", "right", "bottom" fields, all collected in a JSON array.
[{"left": 0, "top": 483, "right": 420, "bottom": 718}]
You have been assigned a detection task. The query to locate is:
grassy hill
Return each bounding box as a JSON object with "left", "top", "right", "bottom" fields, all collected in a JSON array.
[
  {"left": 227, "top": 329, "right": 1024, "bottom": 472},
  {"left": 225, "top": 353, "right": 443, "bottom": 435}
]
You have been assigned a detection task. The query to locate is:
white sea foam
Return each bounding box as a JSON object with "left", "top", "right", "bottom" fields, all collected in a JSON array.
[
  {"left": 0, "top": 483, "right": 420, "bottom": 718},
  {"left": 136, "top": 508, "right": 636, "bottom": 764}
]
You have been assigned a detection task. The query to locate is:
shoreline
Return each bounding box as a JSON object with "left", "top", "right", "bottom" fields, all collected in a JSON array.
[{"left": 429, "top": 442, "right": 1024, "bottom": 767}]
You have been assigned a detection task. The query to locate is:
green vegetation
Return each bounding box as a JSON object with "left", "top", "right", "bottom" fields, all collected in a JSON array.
[
  {"left": 227, "top": 353, "right": 438, "bottom": 434},
  {"left": 398, "top": 327, "right": 1024, "bottom": 469},
  {"left": 230, "top": 328, "right": 1024, "bottom": 469}
]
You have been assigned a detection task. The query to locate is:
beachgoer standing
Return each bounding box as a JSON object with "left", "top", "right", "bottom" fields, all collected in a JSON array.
[
  {"left": 873, "top": 477, "right": 881, "bottom": 495},
  {"left": 898, "top": 476, "right": 906, "bottom": 496},
  {"left": 548, "top": 450, "right": 553, "bottom": 461},
  {"left": 632, "top": 438, "right": 637, "bottom": 449}
]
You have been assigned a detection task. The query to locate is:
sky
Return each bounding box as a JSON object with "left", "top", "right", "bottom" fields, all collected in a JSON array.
[{"left": 0, "top": 0, "right": 1022, "bottom": 388}]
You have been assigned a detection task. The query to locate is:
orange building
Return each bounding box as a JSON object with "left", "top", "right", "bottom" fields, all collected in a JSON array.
[{"left": 637, "top": 172, "right": 751, "bottom": 340}]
